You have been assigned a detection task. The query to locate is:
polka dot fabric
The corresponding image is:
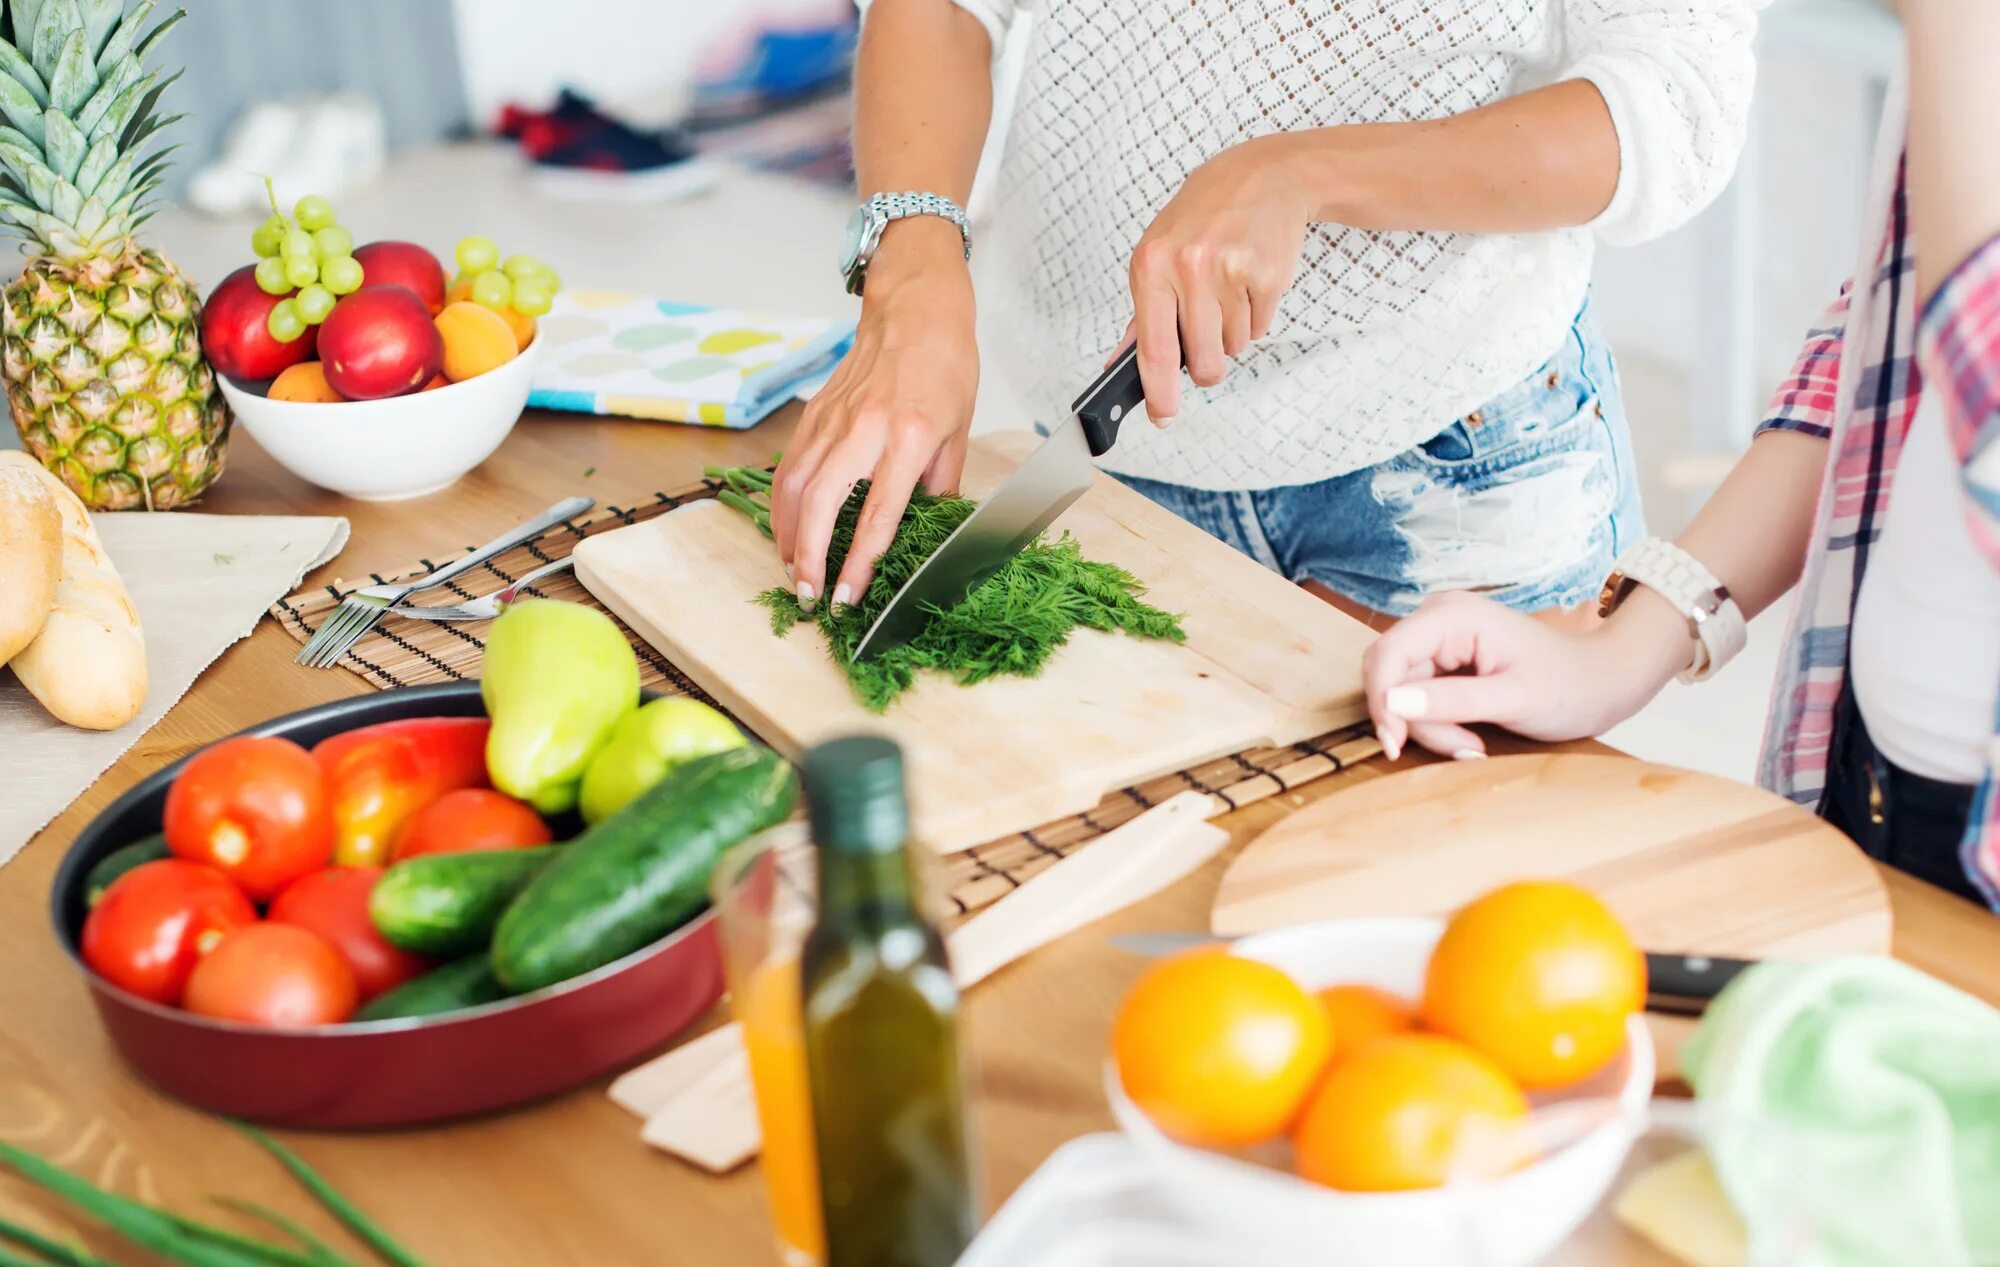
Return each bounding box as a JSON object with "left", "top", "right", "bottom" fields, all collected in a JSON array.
[{"left": 889, "top": 0, "right": 1761, "bottom": 490}]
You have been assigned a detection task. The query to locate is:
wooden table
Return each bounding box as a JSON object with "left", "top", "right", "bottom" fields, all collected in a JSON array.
[{"left": 3, "top": 411, "right": 1995, "bottom": 1265}]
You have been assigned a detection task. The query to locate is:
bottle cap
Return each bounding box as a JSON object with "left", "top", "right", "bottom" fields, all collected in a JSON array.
[{"left": 802, "top": 735, "right": 908, "bottom": 854}]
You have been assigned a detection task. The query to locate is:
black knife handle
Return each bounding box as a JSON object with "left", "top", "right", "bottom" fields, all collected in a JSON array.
[
  {"left": 1643, "top": 951, "right": 1756, "bottom": 1016},
  {"left": 1071, "top": 345, "right": 1144, "bottom": 458}
]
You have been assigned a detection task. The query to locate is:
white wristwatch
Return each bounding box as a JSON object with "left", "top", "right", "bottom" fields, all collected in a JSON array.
[
  {"left": 840, "top": 191, "right": 971, "bottom": 296},
  {"left": 1597, "top": 538, "right": 1747, "bottom": 683}
]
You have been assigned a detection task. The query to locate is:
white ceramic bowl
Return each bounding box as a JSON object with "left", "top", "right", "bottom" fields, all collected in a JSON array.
[
  {"left": 1105, "top": 918, "right": 1654, "bottom": 1267},
  {"left": 217, "top": 338, "right": 541, "bottom": 501}
]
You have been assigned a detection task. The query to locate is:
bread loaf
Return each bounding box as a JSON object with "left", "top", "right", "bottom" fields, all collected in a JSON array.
[
  {"left": 0, "top": 457, "right": 60, "bottom": 666},
  {"left": 0, "top": 452, "right": 147, "bottom": 729}
]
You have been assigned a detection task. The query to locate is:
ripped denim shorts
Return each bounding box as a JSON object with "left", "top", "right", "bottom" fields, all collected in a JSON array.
[{"left": 1115, "top": 300, "right": 1644, "bottom": 616}]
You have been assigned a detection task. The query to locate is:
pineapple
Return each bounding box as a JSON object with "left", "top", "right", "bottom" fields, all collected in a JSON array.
[{"left": 0, "top": 0, "right": 226, "bottom": 510}]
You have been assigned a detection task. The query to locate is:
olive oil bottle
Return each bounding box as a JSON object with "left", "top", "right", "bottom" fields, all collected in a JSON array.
[{"left": 800, "top": 736, "right": 976, "bottom": 1267}]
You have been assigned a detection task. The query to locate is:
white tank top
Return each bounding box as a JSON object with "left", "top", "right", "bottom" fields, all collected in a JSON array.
[{"left": 1849, "top": 394, "right": 2000, "bottom": 784}]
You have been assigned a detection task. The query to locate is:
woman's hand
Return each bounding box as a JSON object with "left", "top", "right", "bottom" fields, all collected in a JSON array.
[
  {"left": 771, "top": 223, "right": 977, "bottom": 612},
  {"left": 1363, "top": 590, "right": 1694, "bottom": 761},
  {"left": 1127, "top": 134, "right": 1312, "bottom": 424}
]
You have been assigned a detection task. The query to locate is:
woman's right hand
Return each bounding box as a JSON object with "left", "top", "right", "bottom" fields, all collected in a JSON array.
[
  {"left": 771, "top": 221, "right": 978, "bottom": 613},
  {"left": 1363, "top": 589, "right": 1694, "bottom": 761}
]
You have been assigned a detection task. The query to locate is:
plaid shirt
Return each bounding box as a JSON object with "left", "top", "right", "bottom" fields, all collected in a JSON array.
[{"left": 1755, "top": 148, "right": 2000, "bottom": 909}]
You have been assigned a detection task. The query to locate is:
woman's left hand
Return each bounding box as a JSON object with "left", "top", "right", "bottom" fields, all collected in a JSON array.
[{"left": 1126, "top": 134, "right": 1311, "bottom": 425}]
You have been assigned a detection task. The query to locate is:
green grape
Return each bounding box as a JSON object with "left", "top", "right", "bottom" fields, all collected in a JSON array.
[
  {"left": 254, "top": 256, "right": 292, "bottom": 295},
  {"left": 295, "top": 284, "right": 336, "bottom": 324},
  {"left": 455, "top": 235, "right": 500, "bottom": 273},
  {"left": 540, "top": 267, "right": 561, "bottom": 293},
  {"left": 266, "top": 299, "right": 306, "bottom": 343},
  {"left": 251, "top": 217, "right": 285, "bottom": 258},
  {"left": 321, "top": 255, "right": 364, "bottom": 295},
  {"left": 294, "top": 195, "right": 336, "bottom": 231},
  {"left": 501, "top": 254, "right": 550, "bottom": 282},
  {"left": 281, "top": 228, "right": 315, "bottom": 261},
  {"left": 285, "top": 256, "right": 319, "bottom": 288},
  {"left": 470, "top": 270, "right": 512, "bottom": 311},
  {"left": 312, "top": 225, "right": 354, "bottom": 259},
  {"left": 511, "top": 277, "right": 555, "bottom": 317}
]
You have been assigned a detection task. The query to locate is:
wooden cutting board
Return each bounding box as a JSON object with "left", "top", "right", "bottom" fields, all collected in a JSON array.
[
  {"left": 1211, "top": 753, "right": 1894, "bottom": 960},
  {"left": 573, "top": 432, "right": 1373, "bottom": 852}
]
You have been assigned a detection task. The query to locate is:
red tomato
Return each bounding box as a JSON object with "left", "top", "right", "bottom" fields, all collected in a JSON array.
[
  {"left": 268, "top": 867, "right": 431, "bottom": 999},
  {"left": 184, "top": 924, "right": 358, "bottom": 1027},
  {"left": 164, "top": 736, "right": 334, "bottom": 901},
  {"left": 390, "top": 788, "right": 553, "bottom": 860},
  {"left": 81, "top": 859, "right": 258, "bottom": 1005}
]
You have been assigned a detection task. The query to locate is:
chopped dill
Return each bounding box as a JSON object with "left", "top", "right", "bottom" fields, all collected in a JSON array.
[{"left": 706, "top": 464, "right": 1185, "bottom": 712}]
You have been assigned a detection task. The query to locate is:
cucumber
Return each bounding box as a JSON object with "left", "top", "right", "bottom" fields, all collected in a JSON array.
[
  {"left": 85, "top": 834, "right": 170, "bottom": 907},
  {"left": 492, "top": 746, "right": 797, "bottom": 994},
  {"left": 354, "top": 955, "right": 507, "bottom": 1022},
  {"left": 370, "top": 847, "right": 558, "bottom": 957}
]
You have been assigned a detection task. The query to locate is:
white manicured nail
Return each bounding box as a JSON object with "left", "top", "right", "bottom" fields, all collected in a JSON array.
[
  {"left": 1453, "top": 748, "right": 1486, "bottom": 761},
  {"left": 831, "top": 584, "right": 852, "bottom": 609},
  {"left": 1152, "top": 414, "right": 1175, "bottom": 429},
  {"left": 796, "top": 581, "right": 816, "bottom": 613},
  {"left": 1384, "top": 686, "right": 1429, "bottom": 719},
  {"left": 1376, "top": 727, "right": 1400, "bottom": 761}
]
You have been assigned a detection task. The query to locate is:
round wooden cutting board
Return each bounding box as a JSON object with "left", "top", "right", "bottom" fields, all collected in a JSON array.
[{"left": 1211, "top": 753, "right": 1893, "bottom": 960}]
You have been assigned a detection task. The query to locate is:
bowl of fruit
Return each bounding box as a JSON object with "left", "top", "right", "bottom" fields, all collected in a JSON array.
[
  {"left": 201, "top": 191, "right": 560, "bottom": 500},
  {"left": 1105, "top": 890, "right": 1655, "bottom": 1267},
  {"left": 49, "top": 602, "right": 792, "bottom": 1128}
]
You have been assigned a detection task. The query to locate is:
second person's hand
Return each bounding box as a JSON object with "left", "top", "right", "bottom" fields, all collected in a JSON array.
[{"left": 771, "top": 227, "right": 978, "bottom": 613}]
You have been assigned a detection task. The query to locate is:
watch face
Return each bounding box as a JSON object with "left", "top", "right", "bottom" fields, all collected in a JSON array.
[{"left": 839, "top": 205, "right": 868, "bottom": 273}]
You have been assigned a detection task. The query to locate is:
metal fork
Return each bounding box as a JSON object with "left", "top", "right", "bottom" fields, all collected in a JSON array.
[
  {"left": 295, "top": 496, "right": 594, "bottom": 667},
  {"left": 383, "top": 556, "right": 577, "bottom": 622}
]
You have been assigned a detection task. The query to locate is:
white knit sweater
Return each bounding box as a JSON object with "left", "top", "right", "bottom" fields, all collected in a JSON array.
[{"left": 885, "top": 0, "right": 1761, "bottom": 490}]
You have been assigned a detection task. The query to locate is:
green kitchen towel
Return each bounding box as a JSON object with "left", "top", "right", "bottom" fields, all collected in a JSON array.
[{"left": 1681, "top": 956, "right": 2000, "bottom": 1267}]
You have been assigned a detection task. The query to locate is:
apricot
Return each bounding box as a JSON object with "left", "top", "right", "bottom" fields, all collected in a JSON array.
[
  {"left": 496, "top": 303, "right": 535, "bottom": 350},
  {"left": 269, "top": 361, "right": 343, "bottom": 403},
  {"left": 421, "top": 374, "right": 449, "bottom": 392},
  {"left": 435, "top": 302, "right": 519, "bottom": 382}
]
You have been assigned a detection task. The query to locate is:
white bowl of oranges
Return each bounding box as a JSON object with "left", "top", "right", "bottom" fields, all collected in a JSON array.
[
  {"left": 203, "top": 195, "right": 558, "bottom": 501},
  {"left": 1106, "top": 883, "right": 1654, "bottom": 1267}
]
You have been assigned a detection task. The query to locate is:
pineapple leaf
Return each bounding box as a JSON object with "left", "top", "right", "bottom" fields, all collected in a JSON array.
[
  {"left": 72, "top": 189, "right": 105, "bottom": 236},
  {"left": 48, "top": 171, "right": 78, "bottom": 222},
  {"left": 84, "top": 60, "right": 140, "bottom": 139},
  {"left": 11, "top": 0, "right": 45, "bottom": 55},
  {"left": 45, "top": 25, "right": 90, "bottom": 115},
  {"left": 0, "top": 38, "right": 50, "bottom": 106},
  {"left": 84, "top": 139, "right": 128, "bottom": 197},
  {"left": 77, "top": 0, "right": 115, "bottom": 57},
  {"left": 130, "top": 6, "right": 181, "bottom": 62},
  {"left": 0, "top": 124, "right": 45, "bottom": 188},
  {"left": 0, "top": 64, "right": 43, "bottom": 145},
  {"left": 30, "top": 0, "right": 80, "bottom": 84},
  {"left": 72, "top": 126, "right": 110, "bottom": 191},
  {"left": 114, "top": 71, "right": 174, "bottom": 145},
  {"left": 72, "top": 46, "right": 126, "bottom": 132},
  {"left": 40, "top": 104, "right": 83, "bottom": 179},
  {"left": 91, "top": 0, "right": 147, "bottom": 73}
]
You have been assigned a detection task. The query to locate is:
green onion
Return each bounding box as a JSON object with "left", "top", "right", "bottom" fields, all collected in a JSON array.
[
  {"left": 167, "top": 1213, "right": 345, "bottom": 1267},
  {"left": 0, "top": 1215, "right": 116, "bottom": 1267},
  {"left": 0, "top": 1141, "right": 265, "bottom": 1266},
  {"left": 230, "top": 1128, "right": 427, "bottom": 1267},
  {"left": 206, "top": 1201, "right": 346, "bottom": 1267}
]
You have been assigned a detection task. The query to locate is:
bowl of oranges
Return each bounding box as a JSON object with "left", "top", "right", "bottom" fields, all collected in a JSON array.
[{"left": 1107, "top": 882, "right": 1653, "bottom": 1267}]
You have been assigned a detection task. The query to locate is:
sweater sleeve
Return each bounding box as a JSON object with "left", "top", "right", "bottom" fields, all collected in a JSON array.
[
  {"left": 855, "top": 0, "right": 1016, "bottom": 58},
  {"left": 1562, "top": 0, "right": 1763, "bottom": 247},
  {"left": 1919, "top": 231, "right": 2000, "bottom": 571}
]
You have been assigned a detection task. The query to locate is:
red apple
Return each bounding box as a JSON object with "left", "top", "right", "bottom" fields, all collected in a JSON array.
[
  {"left": 352, "top": 241, "right": 448, "bottom": 314},
  {"left": 318, "top": 286, "right": 444, "bottom": 400},
  {"left": 201, "top": 265, "right": 315, "bottom": 382}
]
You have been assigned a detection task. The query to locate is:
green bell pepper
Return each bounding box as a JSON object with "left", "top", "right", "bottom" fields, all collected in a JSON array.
[
  {"left": 578, "top": 697, "right": 749, "bottom": 824},
  {"left": 481, "top": 599, "right": 639, "bottom": 814}
]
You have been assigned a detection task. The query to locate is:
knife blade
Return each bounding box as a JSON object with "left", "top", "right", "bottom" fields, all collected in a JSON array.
[
  {"left": 1105, "top": 931, "right": 1757, "bottom": 1016},
  {"left": 850, "top": 344, "right": 1153, "bottom": 662}
]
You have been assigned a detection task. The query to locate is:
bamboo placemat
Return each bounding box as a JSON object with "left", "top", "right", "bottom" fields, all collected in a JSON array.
[{"left": 270, "top": 479, "right": 1381, "bottom": 915}]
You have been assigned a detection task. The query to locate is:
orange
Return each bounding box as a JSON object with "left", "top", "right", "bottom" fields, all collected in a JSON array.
[
  {"left": 434, "top": 301, "right": 519, "bottom": 382},
  {"left": 268, "top": 362, "right": 342, "bottom": 403},
  {"left": 1291, "top": 1033, "right": 1529, "bottom": 1192},
  {"left": 1318, "top": 983, "right": 1416, "bottom": 1063},
  {"left": 1112, "top": 948, "right": 1331, "bottom": 1148},
  {"left": 1420, "top": 880, "right": 1645, "bottom": 1090}
]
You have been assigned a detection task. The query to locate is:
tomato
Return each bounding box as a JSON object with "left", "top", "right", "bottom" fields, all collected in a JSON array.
[
  {"left": 184, "top": 924, "right": 358, "bottom": 1027},
  {"left": 81, "top": 859, "right": 258, "bottom": 1005},
  {"left": 268, "top": 867, "right": 431, "bottom": 999},
  {"left": 390, "top": 788, "right": 553, "bottom": 860},
  {"left": 164, "top": 736, "right": 333, "bottom": 901},
  {"left": 312, "top": 717, "right": 491, "bottom": 867}
]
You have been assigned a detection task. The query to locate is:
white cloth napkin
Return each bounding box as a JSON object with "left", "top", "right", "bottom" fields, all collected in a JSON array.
[{"left": 1, "top": 512, "right": 349, "bottom": 865}]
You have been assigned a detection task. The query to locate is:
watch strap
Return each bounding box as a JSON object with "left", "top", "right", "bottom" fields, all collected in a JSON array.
[
  {"left": 846, "top": 191, "right": 971, "bottom": 296},
  {"left": 1599, "top": 538, "right": 1747, "bottom": 683}
]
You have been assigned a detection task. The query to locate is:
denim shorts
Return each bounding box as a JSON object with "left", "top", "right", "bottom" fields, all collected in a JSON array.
[{"left": 1116, "top": 301, "right": 1644, "bottom": 616}]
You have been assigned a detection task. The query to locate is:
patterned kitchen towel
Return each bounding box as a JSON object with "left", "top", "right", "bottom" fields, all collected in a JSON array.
[{"left": 527, "top": 291, "right": 853, "bottom": 428}]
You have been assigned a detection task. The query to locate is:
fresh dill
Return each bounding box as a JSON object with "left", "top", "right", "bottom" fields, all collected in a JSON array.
[{"left": 706, "top": 464, "right": 1185, "bottom": 711}]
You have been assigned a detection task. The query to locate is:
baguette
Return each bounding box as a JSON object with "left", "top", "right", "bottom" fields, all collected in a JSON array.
[
  {"left": 0, "top": 452, "right": 147, "bottom": 729},
  {"left": 0, "top": 457, "right": 60, "bottom": 665}
]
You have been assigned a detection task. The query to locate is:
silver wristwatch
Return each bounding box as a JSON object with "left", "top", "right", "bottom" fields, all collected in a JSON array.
[{"left": 840, "top": 191, "right": 971, "bottom": 296}]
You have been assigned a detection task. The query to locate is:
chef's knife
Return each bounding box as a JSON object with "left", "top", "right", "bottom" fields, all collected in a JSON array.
[
  {"left": 850, "top": 344, "right": 1154, "bottom": 662},
  {"left": 1106, "top": 931, "right": 1757, "bottom": 1017}
]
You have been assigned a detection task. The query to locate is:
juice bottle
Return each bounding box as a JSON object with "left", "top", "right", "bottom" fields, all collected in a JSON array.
[{"left": 799, "top": 736, "right": 976, "bottom": 1267}]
